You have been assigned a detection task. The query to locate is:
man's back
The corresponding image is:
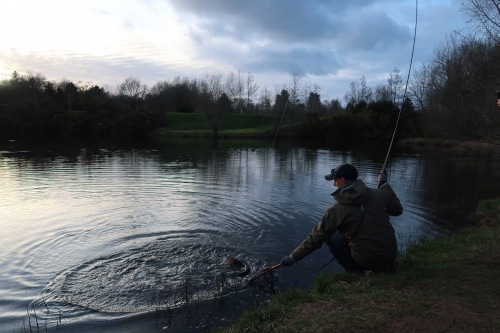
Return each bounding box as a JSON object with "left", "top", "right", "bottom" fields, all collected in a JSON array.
[{"left": 333, "top": 180, "right": 402, "bottom": 270}]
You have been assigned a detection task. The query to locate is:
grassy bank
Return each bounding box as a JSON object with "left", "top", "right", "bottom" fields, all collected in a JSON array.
[
  {"left": 216, "top": 198, "right": 500, "bottom": 332},
  {"left": 152, "top": 113, "right": 277, "bottom": 137},
  {"left": 402, "top": 138, "right": 500, "bottom": 160}
]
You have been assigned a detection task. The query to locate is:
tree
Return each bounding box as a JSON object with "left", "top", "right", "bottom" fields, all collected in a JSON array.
[
  {"left": 358, "top": 76, "right": 372, "bottom": 103},
  {"left": 409, "top": 63, "right": 430, "bottom": 111},
  {"left": 26, "top": 73, "right": 47, "bottom": 112},
  {"left": 461, "top": 0, "right": 500, "bottom": 42},
  {"left": 258, "top": 86, "right": 272, "bottom": 115},
  {"left": 59, "top": 79, "right": 79, "bottom": 111},
  {"left": 302, "top": 82, "right": 321, "bottom": 111},
  {"left": 225, "top": 71, "right": 237, "bottom": 111},
  {"left": 374, "top": 84, "right": 392, "bottom": 102},
  {"left": 79, "top": 85, "right": 107, "bottom": 114},
  {"left": 225, "top": 70, "right": 245, "bottom": 113},
  {"left": 387, "top": 68, "right": 403, "bottom": 107},
  {"left": 118, "top": 77, "right": 147, "bottom": 110},
  {"left": 306, "top": 92, "right": 321, "bottom": 114},
  {"left": 216, "top": 92, "right": 233, "bottom": 114},
  {"left": 343, "top": 76, "right": 372, "bottom": 109},
  {"left": 401, "top": 97, "right": 415, "bottom": 112},
  {"left": 245, "top": 72, "right": 259, "bottom": 111},
  {"left": 289, "top": 70, "right": 302, "bottom": 107},
  {"left": 325, "top": 98, "right": 343, "bottom": 114},
  {"left": 344, "top": 81, "right": 358, "bottom": 106},
  {"left": 274, "top": 89, "right": 290, "bottom": 115},
  {"left": 420, "top": 34, "right": 500, "bottom": 140},
  {"left": 199, "top": 73, "right": 227, "bottom": 136}
]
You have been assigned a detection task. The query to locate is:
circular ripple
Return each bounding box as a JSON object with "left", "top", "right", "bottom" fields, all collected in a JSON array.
[{"left": 42, "top": 234, "right": 262, "bottom": 315}]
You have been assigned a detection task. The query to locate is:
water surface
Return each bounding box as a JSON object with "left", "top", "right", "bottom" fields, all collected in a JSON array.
[{"left": 1, "top": 138, "right": 499, "bottom": 332}]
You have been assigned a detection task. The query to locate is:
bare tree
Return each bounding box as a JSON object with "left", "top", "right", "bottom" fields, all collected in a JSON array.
[
  {"left": 461, "top": 0, "right": 500, "bottom": 42},
  {"left": 387, "top": 68, "right": 403, "bottom": 107},
  {"left": 288, "top": 70, "right": 302, "bottom": 106},
  {"left": 199, "top": 73, "right": 229, "bottom": 136},
  {"left": 343, "top": 76, "right": 372, "bottom": 106},
  {"left": 422, "top": 34, "right": 500, "bottom": 140},
  {"left": 245, "top": 72, "right": 259, "bottom": 111},
  {"left": 225, "top": 71, "right": 237, "bottom": 110},
  {"left": 374, "top": 84, "right": 392, "bottom": 102},
  {"left": 358, "top": 76, "right": 373, "bottom": 103},
  {"left": 258, "top": 86, "right": 272, "bottom": 115},
  {"left": 118, "top": 77, "right": 148, "bottom": 109},
  {"left": 409, "top": 63, "right": 430, "bottom": 111},
  {"left": 150, "top": 80, "right": 170, "bottom": 96},
  {"left": 202, "top": 73, "right": 224, "bottom": 101},
  {"left": 228, "top": 70, "right": 245, "bottom": 114},
  {"left": 344, "top": 81, "right": 358, "bottom": 106}
]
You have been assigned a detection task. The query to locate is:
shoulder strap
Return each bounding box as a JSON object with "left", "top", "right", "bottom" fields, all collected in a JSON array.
[{"left": 347, "top": 205, "right": 364, "bottom": 244}]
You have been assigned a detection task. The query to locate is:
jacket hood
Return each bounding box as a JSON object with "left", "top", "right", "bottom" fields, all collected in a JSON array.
[{"left": 331, "top": 179, "right": 370, "bottom": 205}]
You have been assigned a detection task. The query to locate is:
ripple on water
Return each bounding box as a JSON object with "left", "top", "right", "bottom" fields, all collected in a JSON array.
[{"left": 40, "top": 233, "right": 268, "bottom": 320}]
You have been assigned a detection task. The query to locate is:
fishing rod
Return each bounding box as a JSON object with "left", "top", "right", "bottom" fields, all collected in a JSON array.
[
  {"left": 382, "top": 0, "right": 418, "bottom": 171},
  {"left": 296, "top": 0, "right": 419, "bottom": 272},
  {"left": 247, "top": 264, "right": 281, "bottom": 283}
]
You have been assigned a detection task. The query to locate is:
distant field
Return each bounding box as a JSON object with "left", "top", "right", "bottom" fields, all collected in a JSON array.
[{"left": 153, "top": 112, "right": 276, "bottom": 137}]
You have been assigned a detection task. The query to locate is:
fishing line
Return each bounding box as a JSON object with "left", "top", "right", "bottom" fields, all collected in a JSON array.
[
  {"left": 383, "top": 0, "right": 418, "bottom": 171},
  {"left": 272, "top": 99, "right": 289, "bottom": 148}
]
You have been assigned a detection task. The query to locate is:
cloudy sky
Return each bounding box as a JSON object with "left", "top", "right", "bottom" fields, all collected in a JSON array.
[{"left": 0, "top": 0, "right": 466, "bottom": 101}]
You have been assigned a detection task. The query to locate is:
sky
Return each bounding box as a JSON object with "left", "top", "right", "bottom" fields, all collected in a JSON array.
[{"left": 0, "top": 0, "right": 466, "bottom": 101}]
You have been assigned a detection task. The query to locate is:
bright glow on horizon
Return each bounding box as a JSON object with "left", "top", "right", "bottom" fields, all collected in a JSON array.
[{"left": 0, "top": 0, "right": 195, "bottom": 83}]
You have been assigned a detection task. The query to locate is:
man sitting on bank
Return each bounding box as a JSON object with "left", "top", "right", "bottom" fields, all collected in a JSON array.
[{"left": 281, "top": 163, "right": 403, "bottom": 274}]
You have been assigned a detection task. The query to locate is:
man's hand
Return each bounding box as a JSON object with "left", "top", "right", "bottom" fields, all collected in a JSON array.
[
  {"left": 377, "top": 170, "right": 388, "bottom": 188},
  {"left": 497, "top": 99, "right": 500, "bottom": 107},
  {"left": 280, "top": 255, "right": 295, "bottom": 267}
]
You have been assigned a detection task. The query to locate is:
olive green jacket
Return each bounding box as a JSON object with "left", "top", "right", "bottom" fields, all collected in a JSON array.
[{"left": 291, "top": 179, "right": 403, "bottom": 270}]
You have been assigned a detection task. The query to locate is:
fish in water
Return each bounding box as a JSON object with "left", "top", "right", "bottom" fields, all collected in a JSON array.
[{"left": 227, "top": 257, "right": 250, "bottom": 277}]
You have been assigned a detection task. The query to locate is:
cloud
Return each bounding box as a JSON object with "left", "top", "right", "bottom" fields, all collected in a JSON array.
[
  {"left": 336, "top": 9, "right": 411, "bottom": 51},
  {"left": 168, "top": 0, "right": 389, "bottom": 43},
  {"left": 245, "top": 46, "right": 341, "bottom": 75},
  {"left": 165, "top": 0, "right": 418, "bottom": 80}
]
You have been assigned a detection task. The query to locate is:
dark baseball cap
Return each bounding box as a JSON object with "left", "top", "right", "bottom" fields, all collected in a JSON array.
[{"left": 325, "top": 163, "right": 358, "bottom": 181}]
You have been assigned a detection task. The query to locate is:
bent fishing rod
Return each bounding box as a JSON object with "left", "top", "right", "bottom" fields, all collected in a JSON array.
[{"left": 264, "top": 0, "right": 419, "bottom": 274}]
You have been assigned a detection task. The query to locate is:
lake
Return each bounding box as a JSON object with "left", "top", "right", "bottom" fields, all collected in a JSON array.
[{"left": 1, "top": 138, "right": 500, "bottom": 332}]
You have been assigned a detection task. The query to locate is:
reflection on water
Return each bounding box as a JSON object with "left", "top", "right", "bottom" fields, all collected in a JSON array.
[{"left": 1, "top": 138, "right": 500, "bottom": 332}]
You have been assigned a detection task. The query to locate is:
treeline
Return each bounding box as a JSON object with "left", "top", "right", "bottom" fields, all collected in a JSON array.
[
  {"left": 0, "top": 73, "right": 167, "bottom": 139},
  {"left": 410, "top": 34, "right": 500, "bottom": 142},
  {"left": 0, "top": 68, "right": 417, "bottom": 140},
  {"left": 0, "top": 69, "right": 343, "bottom": 139}
]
